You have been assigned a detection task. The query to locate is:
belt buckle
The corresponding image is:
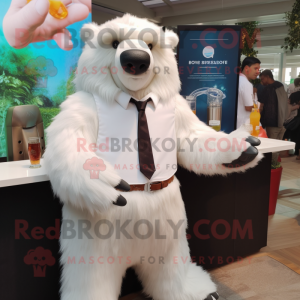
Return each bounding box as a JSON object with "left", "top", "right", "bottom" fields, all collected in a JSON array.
[{"left": 144, "top": 182, "right": 152, "bottom": 192}]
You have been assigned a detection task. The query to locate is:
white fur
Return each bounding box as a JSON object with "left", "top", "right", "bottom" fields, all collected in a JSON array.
[
  {"left": 74, "top": 14, "right": 180, "bottom": 103},
  {"left": 43, "top": 91, "right": 122, "bottom": 215},
  {"left": 59, "top": 178, "right": 216, "bottom": 300},
  {"left": 43, "top": 13, "right": 263, "bottom": 300}
]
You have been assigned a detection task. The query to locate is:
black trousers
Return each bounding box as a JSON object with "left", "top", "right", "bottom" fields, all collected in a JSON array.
[{"left": 284, "top": 125, "right": 300, "bottom": 155}]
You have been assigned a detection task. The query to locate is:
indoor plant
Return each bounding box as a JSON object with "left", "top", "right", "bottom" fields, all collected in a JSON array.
[{"left": 282, "top": 0, "right": 300, "bottom": 52}]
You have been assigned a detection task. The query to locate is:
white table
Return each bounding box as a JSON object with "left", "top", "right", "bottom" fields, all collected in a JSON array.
[
  {"left": 0, "top": 158, "right": 48, "bottom": 188},
  {"left": 0, "top": 138, "right": 295, "bottom": 188},
  {"left": 256, "top": 137, "right": 295, "bottom": 154}
]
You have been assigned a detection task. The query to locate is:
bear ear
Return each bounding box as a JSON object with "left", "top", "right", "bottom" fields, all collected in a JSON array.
[{"left": 164, "top": 29, "right": 179, "bottom": 49}]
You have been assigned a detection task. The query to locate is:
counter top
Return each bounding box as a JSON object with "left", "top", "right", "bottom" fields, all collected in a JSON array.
[
  {"left": 0, "top": 159, "right": 49, "bottom": 188},
  {"left": 0, "top": 138, "right": 295, "bottom": 188},
  {"left": 255, "top": 137, "right": 295, "bottom": 154}
]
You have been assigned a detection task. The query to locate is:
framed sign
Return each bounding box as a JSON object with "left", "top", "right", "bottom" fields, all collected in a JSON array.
[{"left": 177, "top": 25, "right": 242, "bottom": 133}]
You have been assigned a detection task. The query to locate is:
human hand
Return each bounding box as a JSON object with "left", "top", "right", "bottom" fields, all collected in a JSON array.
[{"left": 3, "top": 0, "right": 91, "bottom": 51}]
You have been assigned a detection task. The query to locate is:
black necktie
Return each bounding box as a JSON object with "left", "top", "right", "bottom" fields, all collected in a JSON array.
[{"left": 130, "top": 98, "right": 156, "bottom": 180}]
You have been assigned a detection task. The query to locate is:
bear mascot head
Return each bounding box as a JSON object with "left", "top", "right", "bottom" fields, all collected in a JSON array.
[
  {"left": 44, "top": 13, "right": 263, "bottom": 300},
  {"left": 75, "top": 14, "right": 180, "bottom": 103}
]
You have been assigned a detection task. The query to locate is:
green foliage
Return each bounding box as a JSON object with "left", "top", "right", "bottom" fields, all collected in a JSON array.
[
  {"left": 282, "top": 0, "right": 300, "bottom": 51},
  {"left": 0, "top": 71, "right": 36, "bottom": 102},
  {"left": 0, "top": 43, "right": 34, "bottom": 76},
  {"left": 0, "top": 40, "right": 77, "bottom": 157},
  {"left": 0, "top": 99, "right": 14, "bottom": 157},
  {"left": 235, "top": 22, "right": 263, "bottom": 86},
  {"left": 0, "top": 44, "right": 45, "bottom": 157},
  {"left": 52, "top": 79, "right": 67, "bottom": 106},
  {"left": 67, "top": 69, "right": 76, "bottom": 96},
  {"left": 271, "top": 161, "right": 281, "bottom": 169},
  {"left": 236, "top": 21, "right": 262, "bottom": 58},
  {"left": 34, "top": 95, "right": 53, "bottom": 107},
  {"left": 52, "top": 67, "right": 76, "bottom": 106},
  {"left": 0, "top": 69, "right": 36, "bottom": 157},
  {"left": 251, "top": 78, "right": 262, "bottom": 86},
  {"left": 39, "top": 107, "right": 61, "bottom": 146},
  {"left": 39, "top": 107, "right": 61, "bottom": 129}
]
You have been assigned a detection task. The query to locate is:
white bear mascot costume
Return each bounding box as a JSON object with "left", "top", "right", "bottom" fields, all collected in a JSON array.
[{"left": 44, "top": 14, "right": 263, "bottom": 300}]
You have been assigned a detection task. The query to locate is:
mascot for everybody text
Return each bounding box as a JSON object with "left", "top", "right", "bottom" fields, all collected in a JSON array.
[{"left": 44, "top": 14, "right": 263, "bottom": 300}]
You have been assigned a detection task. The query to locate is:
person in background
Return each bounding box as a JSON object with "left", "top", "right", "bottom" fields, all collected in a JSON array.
[
  {"left": 255, "top": 75, "right": 264, "bottom": 103},
  {"left": 283, "top": 91, "right": 300, "bottom": 160},
  {"left": 292, "top": 92, "right": 300, "bottom": 160},
  {"left": 237, "top": 57, "right": 261, "bottom": 128},
  {"left": 288, "top": 78, "right": 300, "bottom": 97},
  {"left": 258, "top": 69, "right": 289, "bottom": 163},
  {"left": 282, "top": 82, "right": 289, "bottom": 93}
]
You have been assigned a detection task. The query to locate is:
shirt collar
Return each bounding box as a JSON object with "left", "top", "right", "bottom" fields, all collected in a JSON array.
[{"left": 115, "top": 91, "right": 160, "bottom": 110}]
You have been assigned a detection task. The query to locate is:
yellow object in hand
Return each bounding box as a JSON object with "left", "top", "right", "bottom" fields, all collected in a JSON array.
[{"left": 27, "top": 0, "right": 68, "bottom": 20}]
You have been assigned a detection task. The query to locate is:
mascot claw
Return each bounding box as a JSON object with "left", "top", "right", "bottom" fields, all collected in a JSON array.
[
  {"left": 115, "top": 179, "right": 131, "bottom": 192},
  {"left": 112, "top": 195, "right": 127, "bottom": 206},
  {"left": 245, "top": 136, "right": 261, "bottom": 147}
]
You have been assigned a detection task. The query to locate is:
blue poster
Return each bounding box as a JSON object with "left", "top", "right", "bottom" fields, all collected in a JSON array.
[{"left": 177, "top": 26, "right": 241, "bottom": 133}]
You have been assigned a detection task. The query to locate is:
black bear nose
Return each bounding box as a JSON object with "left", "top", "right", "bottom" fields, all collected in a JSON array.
[{"left": 120, "top": 50, "right": 150, "bottom": 76}]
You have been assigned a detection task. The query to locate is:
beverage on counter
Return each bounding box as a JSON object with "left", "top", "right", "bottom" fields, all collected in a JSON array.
[
  {"left": 28, "top": 137, "right": 41, "bottom": 168},
  {"left": 250, "top": 108, "right": 260, "bottom": 137}
]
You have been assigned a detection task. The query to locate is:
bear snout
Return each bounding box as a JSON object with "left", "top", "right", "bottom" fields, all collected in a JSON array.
[{"left": 120, "top": 50, "right": 150, "bottom": 76}]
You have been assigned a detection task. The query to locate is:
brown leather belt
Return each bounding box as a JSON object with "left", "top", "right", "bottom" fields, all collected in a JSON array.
[{"left": 118, "top": 176, "right": 174, "bottom": 192}]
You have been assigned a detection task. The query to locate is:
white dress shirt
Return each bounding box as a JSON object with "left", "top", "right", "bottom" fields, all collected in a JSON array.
[
  {"left": 93, "top": 92, "right": 177, "bottom": 184},
  {"left": 237, "top": 73, "right": 254, "bottom": 128}
]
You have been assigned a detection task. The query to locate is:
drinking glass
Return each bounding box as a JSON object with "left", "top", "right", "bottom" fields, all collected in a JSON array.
[{"left": 28, "top": 137, "right": 41, "bottom": 168}]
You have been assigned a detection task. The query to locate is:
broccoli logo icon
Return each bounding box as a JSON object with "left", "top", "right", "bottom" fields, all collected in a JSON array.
[
  {"left": 24, "top": 247, "right": 55, "bottom": 277},
  {"left": 25, "top": 56, "right": 58, "bottom": 88},
  {"left": 83, "top": 157, "right": 106, "bottom": 179}
]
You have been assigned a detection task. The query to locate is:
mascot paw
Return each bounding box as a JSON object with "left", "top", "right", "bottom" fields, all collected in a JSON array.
[
  {"left": 223, "top": 145, "right": 258, "bottom": 168},
  {"left": 204, "top": 292, "right": 219, "bottom": 300}
]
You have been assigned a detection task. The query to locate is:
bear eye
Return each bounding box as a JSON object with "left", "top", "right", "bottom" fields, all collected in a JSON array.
[
  {"left": 148, "top": 44, "right": 153, "bottom": 50},
  {"left": 112, "top": 40, "right": 119, "bottom": 49}
]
